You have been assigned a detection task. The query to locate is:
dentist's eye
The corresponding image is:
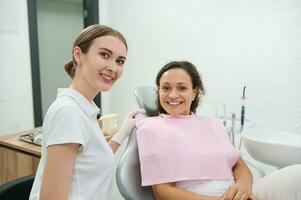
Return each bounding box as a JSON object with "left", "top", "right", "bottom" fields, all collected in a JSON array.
[
  {"left": 100, "top": 52, "right": 110, "bottom": 59},
  {"left": 116, "top": 59, "right": 125, "bottom": 66}
]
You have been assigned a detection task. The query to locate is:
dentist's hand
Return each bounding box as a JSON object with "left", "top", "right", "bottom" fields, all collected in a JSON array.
[{"left": 111, "top": 108, "right": 146, "bottom": 144}]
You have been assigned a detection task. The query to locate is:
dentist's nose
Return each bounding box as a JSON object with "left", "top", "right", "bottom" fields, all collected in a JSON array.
[{"left": 107, "top": 61, "right": 117, "bottom": 73}]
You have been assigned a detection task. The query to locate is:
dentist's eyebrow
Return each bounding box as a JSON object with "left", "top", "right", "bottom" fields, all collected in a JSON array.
[
  {"left": 99, "top": 48, "right": 113, "bottom": 54},
  {"left": 118, "top": 56, "right": 126, "bottom": 61},
  {"left": 99, "top": 47, "right": 126, "bottom": 60}
]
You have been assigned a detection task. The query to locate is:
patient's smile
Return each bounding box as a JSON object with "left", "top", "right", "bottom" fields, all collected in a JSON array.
[{"left": 167, "top": 101, "right": 182, "bottom": 106}]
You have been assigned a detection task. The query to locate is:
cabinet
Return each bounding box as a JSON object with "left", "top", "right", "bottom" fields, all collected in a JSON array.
[
  {"left": 0, "top": 130, "right": 41, "bottom": 185},
  {"left": 0, "top": 129, "right": 112, "bottom": 185}
]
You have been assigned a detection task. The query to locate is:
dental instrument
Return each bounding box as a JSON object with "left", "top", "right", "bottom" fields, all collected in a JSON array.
[
  {"left": 238, "top": 86, "right": 246, "bottom": 150},
  {"left": 223, "top": 104, "right": 227, "bottom": 126},
  {"left": 240, "top": 86, "right": 246, "bottom": 133}
]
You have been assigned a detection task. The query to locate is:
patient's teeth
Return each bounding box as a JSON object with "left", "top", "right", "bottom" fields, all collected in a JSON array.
[{"left": 168, "top": 101, "right": 181, "bottom": 105}]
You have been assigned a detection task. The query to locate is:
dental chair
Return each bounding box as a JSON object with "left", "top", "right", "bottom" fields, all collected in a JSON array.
[
  {"left": 116, "top": 86, "right": 157, "bottom": 200},
  {"left": 0, "top": 175, "right": 35, "bottom": 200}
]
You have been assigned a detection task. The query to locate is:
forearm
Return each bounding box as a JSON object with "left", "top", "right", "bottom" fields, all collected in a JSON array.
[
  {"left": 232, "top": 157, "right": 253, "bottom": 186},
  {"left": 40, "top": 144, "right": 78, "bottom": 200},
  {"left": 152, "top": 183, "right": 221, "bottom": 200},
  {"left": 220, "top": 158, "right": 255, "bottom": 200}
]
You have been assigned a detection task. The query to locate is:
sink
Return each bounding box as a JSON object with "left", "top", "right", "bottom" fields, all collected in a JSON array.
[{"left": 241, "top": 128, "right": 301, "bottom": 168}]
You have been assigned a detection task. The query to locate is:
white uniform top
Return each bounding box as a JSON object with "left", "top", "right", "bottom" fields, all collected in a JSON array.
[{"left": 29, "top": 88, "right": 115, "bottom": 200}]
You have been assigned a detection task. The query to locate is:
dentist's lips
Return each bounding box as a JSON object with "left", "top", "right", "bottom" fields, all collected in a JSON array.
[{"left": 100, "top": 73, "right": 114, "bottom": 84}]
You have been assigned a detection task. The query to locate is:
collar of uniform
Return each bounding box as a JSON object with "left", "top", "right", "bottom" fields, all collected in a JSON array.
[{"left": 57, "top": 88, "right": 100, "bottom": 118}]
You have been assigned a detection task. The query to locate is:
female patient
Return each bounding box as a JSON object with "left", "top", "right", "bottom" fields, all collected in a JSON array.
[{"left": 135, "top": 61, "right": 301, "bottom": 200}]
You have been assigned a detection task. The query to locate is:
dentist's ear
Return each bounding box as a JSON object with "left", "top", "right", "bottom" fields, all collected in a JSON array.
[{"left": 73, "top": 46, "right": 82, "bottom": 65}]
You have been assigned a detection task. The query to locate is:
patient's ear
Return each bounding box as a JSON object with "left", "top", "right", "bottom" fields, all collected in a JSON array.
[{"left": 192, "top": 88, "right": 198, "bottom": 100}]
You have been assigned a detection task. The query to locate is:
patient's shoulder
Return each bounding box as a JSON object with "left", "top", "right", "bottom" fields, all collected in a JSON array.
[
  {"left": 135, "top": 115, "right": 161, "bottom": 127},
  {"left": 196, "top": 115, "right": 219, "bottom": 122}
]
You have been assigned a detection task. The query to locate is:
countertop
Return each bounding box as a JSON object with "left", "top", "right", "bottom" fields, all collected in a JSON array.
[
  {"left": 0, "top": 129, "right": 41, "bottom": 156},
  {"left": 0, "top": 129, "right": 113, "bottom": 157}
]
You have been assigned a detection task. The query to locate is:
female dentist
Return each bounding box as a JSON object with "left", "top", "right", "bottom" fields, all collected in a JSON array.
[{"left": 29, "top": 24, "right": 144, "bottom": 200}]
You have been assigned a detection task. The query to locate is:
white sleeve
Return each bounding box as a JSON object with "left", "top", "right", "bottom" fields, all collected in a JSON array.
[{"left": 45, "top": 105, "right": 89, "bottom": 152}]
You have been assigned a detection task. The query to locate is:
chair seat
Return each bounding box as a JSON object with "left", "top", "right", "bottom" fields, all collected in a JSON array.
[{"left": 0, "top": 175, "right": 35, "bottom": 200}]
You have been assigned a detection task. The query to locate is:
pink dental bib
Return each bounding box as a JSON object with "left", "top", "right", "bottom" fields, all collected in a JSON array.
[{"left": 135, "top": 115, "right": 240, "bottom": 186}]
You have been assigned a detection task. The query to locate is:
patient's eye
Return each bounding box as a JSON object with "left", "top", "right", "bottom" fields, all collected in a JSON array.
[
  {"left": 160, "top": 85, "right": 170, "bottom": 91},
  {"left": 178, "top": 86, "right": 187, "bottom": 91}
]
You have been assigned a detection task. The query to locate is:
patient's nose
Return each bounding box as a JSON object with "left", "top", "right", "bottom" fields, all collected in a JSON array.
[{"left": 168, "top": 89, "right": 179, "bottom": 98}]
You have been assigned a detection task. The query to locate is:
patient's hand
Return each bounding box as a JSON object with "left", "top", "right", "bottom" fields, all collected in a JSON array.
[{"left": 221, "top": 181, "right": 256, "bottom": 200}]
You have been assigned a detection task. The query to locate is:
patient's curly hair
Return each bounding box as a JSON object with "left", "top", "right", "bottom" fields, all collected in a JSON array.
[{"left": 155, "top": 61, "right": 205, "bottom": 114}]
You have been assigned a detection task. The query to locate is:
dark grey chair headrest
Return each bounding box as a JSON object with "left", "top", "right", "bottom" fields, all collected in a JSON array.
[{"left": 134, "top": 86, "right": 158, "bottom": 117}]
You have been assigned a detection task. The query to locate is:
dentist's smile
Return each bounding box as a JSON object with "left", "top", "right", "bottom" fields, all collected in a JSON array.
[{"left": 100, "top": 73, "right": 115, "bottom": 83}]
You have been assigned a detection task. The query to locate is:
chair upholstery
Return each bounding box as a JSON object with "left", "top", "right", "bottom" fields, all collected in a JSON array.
[
  {"left": 116, "top": 86, "right": 157, "bottom": 200},
  {"left": 133, "top": 86, "right": 158, "bottom": 117},
  {"left": 0, "top": 175, "right": 35, "bottom": 200}
]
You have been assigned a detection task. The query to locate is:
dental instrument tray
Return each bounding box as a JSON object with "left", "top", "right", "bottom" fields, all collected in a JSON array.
[{"left": 19, "top": 127, "right": 42, "bottom": 146}]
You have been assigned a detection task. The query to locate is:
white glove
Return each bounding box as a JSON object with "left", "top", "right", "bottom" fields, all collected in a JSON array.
[{"left": 111, "top": 108, "right": 146, "bottom": 144}]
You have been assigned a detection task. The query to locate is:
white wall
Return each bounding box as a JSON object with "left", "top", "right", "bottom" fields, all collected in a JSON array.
[
  {"left": 0, "top": 0, "right": 34, "bottom": 135},
  {"left": 100, "top": 0, "right": 301, "bottom": 133},
  {"left": 37, "top": 0, "right": 83, "bottom": 117},
  {"left": 0, "top": 0, "right": 83, "bottom": 135}
]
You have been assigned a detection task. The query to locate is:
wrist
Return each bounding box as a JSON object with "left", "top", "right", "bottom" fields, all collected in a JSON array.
[
  {"left": 236, "top": 180, "right": 253, "bottom": 192},
  {"left": 236, "top": 176, "right": 253, "bottom": 183},
  {"left": 110, "top": 131, "right": 123, "bottom": 144}
]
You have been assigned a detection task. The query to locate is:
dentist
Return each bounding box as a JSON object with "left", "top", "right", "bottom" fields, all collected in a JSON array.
[{"left": 29, "top": 24, "right": 144, "bottom": 200}]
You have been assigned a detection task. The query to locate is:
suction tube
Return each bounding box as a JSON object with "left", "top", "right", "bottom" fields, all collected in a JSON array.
[{"left": 241, "top": 86, "right": 246, "bottom": 128}]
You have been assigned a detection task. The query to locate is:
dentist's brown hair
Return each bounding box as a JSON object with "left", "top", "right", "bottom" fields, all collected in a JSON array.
[{"left": 64, "top": 24, "right": 127, "bottom": 78}]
